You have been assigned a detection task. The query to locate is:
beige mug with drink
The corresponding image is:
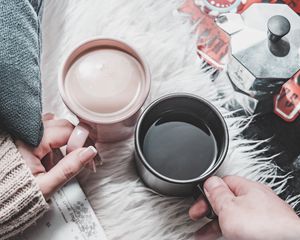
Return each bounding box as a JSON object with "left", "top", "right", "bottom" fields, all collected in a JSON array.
[{"left": 58, "top": 38, "right": 151, "bottom": 155}]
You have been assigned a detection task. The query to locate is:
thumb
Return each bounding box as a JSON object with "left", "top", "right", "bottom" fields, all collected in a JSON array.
[
  {"left": 204, "top": 176, "right": 236, "bottom": 216},
  {"left": 37, "top": 146, "right": 97, "bottom": 200}
]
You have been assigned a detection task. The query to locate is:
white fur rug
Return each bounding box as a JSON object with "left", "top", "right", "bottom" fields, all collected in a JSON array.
[{"left": 41, "top": 1, "right": 297, "bottom": 239}]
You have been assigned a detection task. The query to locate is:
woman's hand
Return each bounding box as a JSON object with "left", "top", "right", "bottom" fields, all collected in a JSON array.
[
  {"left": 16, "top": 113, "right": 97, "bottom": 200},
  {"left": 189, "top": 176, "right": 300, "bottom": 240}
]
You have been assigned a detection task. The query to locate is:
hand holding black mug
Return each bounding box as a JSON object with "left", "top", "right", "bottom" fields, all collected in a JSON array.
[
  {"left": 134, "top": 93, "right": 229, "bottom": 218},
  {"left": 190, "top": 175, "right": 300, "bottom": 240},
  {"left": 134, "top": 93, "right": 300, "bottom": 239}
]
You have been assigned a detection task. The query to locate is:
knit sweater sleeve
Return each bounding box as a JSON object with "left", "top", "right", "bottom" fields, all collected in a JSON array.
[{"left": 0, "top": 132, "right": 48, "bottom": 239}]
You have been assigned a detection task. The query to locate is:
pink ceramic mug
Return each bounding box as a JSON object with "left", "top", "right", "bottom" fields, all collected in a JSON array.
[{"left": 58, "top": 38, "right": 151, "bottom": 153}]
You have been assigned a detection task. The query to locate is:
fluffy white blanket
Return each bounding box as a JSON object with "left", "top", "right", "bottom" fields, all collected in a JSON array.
[{"left": 41, "top": 1, "right": 296, "bottom": 239}]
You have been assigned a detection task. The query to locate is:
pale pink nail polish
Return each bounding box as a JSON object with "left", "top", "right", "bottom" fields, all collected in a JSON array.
[{"left": 79, "top": 146, "right": 98, "bottom": 163}]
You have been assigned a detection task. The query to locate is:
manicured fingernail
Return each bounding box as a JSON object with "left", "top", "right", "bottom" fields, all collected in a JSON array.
[
  {"left": 44, "top": 112, "right": 54, "bottom": 117},
  {"left": 43, "top": 112, "right": 55, "bottom": 120},
  {"left": 79, "top": 146, "right": 98, "bottom": 163},
  {"left": 204, "top": 176, "right": 224, "bottom": 197},
  {"left": 86, "top": 160, "right": 97, "bottom": 173}
]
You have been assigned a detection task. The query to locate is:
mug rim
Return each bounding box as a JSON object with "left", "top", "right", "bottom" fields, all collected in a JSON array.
[
  {"left": 135, "top": 93, "right": 229, "bottom": 184},
  {"left": 58, "top": 37, "right": 151, "bottom": 124}
]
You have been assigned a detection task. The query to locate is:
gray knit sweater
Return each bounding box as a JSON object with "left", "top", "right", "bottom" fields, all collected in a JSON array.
[{"left": 0, "top": 132, "right": 48, "bottom": 239}]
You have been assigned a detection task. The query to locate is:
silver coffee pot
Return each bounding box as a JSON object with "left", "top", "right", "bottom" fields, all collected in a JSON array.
[{"left": 216, "top": 3, "right": 300, "bottom": 114}]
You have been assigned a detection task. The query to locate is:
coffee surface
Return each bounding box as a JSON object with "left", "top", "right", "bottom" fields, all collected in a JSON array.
[
  {"left": 65, "top": 48, "right": 144, "bottom": 116},
  {"left": 142, "top": 111, "right": 217, "bottom": 180}
]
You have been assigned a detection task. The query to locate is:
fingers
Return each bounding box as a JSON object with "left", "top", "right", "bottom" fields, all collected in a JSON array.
[
  {"left": 189, "top": 196, "right": 209, "bottom": 221},
  {"left": 42, "top": 113, "right": 55, "bottom": 121},
  {"left": 33, "top": 119, "right": 74, "bottom": 159},
  {"left": 190, "top": 176, "right": 272, "bottom": 220},
  {"left": 66, "top": 124, "right": 100, "bottom": 172},
  {"left": 204, "top": 176, "right": 236, "bottom": 216},
  {"left": 43, "top": 118, "right": 74, "bottom": 129},
  {"left": 36, "top": 146, "right": 97, "bottom": 200},
  {"left": 66, "top": 124, "right": 90, "bottom": 153},
  {"left": 16, "top": 140, "right": 46, "bottom": 175},
  {"left": 189, "top": 176, "right": 237, "bottom": 220},
  {"left": 195, "top": 220, "right": 222, "bottom": 240},
  {"left": 84, "top": 137, "right": 102, "bottom": 164},
  {"left": 223, "top": 175, "right": 259, "bottom": 196},
  {"left": 41, "top": 149, "right": 65, "bottom": 172}
]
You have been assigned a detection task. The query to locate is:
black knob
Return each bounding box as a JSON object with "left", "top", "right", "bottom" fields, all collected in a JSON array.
[{"left": 267, "top": 15, "right": 291, "bottom": 42}]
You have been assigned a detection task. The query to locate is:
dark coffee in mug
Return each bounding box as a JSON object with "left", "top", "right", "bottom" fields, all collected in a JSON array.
[
  {"left": 142, "top": 111, "right": 217, "bottom": 180},
  {"left": 135, "top": 94, "right": 229, "bottom": 218},
  {"left": 135, "top": 93, "right": 228, "bottom": 203}
]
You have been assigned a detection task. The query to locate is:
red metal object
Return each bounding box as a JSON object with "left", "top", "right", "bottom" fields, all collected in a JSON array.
[
  {"left": 180, "top": 0, "right": 231, "bottom": 69},
  {"left": 274, "top": 71, "right": 300, "bottom": 122},
  {"left": 180, "top": 0, "right": 300, "bottom": 69},
  {"left": 277, "top": 0, "right": 300, "bottom": 13},
  {"left": 201, "top": 0, "right": 243, "bottom": 13},
  {"left": 181, "top": 0, "right": 300, "bottom": 121},
  {"left": 239, "top": 0, "right": 300, "bottom": 13}
]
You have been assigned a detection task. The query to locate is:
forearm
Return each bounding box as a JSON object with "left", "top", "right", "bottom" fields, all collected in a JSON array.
[{"left": 0, "top": 132, "right": 48, "bottom": 239}]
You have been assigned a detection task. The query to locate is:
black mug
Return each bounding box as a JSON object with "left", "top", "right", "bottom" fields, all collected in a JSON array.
[{"left": 134, "top": 93, "right": 229, "bottom": 218}]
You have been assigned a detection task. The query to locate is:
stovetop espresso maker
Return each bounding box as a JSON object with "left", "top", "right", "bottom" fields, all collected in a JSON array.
[{"left": 216, "top": 3, "right": 300, "bottom": 114}]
